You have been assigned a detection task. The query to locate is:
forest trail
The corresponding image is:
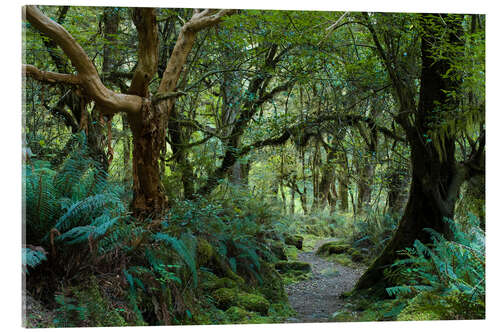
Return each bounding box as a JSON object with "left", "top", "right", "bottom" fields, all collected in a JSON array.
[{"left": 285, "top": 238, "right": 365, "bottom": 323}]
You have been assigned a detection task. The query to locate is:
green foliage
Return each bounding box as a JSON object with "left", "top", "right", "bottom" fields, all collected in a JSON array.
[
  {"left": 163, "top": 185, "right": 286, "bottom": 281},
  {"left": 22, "top": 247, "right": 47, "bottom": 274},
  {"left": 53, "top": 276, "right": 130, "bottom": 327},
  {"left": 385, "top": 214, "right": 485, "bottom": 319},
  {"left": 153, "top": 233, "right": 198, "bottom": 287},
  {"left": 350, "top": 212, "right": 398, "bottom": 260}
]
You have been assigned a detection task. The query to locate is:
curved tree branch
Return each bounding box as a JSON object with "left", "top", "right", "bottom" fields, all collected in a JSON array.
[{"left": 24, "top": 5, "right": 143, "bottom": 115}]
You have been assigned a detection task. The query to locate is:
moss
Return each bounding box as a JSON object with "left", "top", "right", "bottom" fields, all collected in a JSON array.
[
  {"left": 201, "top": 276, "right": 238, "bottom": 291},
  {"left": 274, "top": 260, "right": 311, "bottom": 273},
  {"left": 282, "top": 271, "right": 310, "bottom": 285},
  {"left": 284, "top": 245, "right": 298, "bottom": 260},
  {"left": 196, "top": 239, "right": 245, "bottom": 286},
  {"left": 316, "top": 241, "right": 350, "bottom": 256},
  {"left": 237, "top": 293, "right": 270, "bottom": 315},
  {"left": 285, "top": 234, "right": 303, "bottom": 249},
  {"left": 212, "top": 288, "right": 239, "bottom": 310},
  {"left": 211, "top": 288, "right": 270, "bottom": 315},
  {"left": 257, "top": 262, "right": 287, "bottom": 303},
  {"left": 66, "top": 276, "right": 129, "bottom": 327},
  {"left": 196, "top": 238, "right": 215, "bottom": 267},
  {"left": 347, "top": 249, "right": 364, "bottom": 262},
  {"left": 268, "top": 240, "right": 288, "bottom": 260},
  {"left": 225, "top": 306, "right": 253, "bottom": 321}
]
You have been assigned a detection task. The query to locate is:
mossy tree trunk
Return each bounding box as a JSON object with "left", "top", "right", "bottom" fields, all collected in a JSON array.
[{"left": 356, "top": 13, "right": 484, "bottom": 289}]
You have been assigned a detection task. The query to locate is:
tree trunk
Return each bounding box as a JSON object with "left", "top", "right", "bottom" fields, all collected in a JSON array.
[
  {"left": 386, "top": 163, "right": 409, "bottom": 217},
  {"left": 356, "top": 162, "right": 375, "bottom": 213},
  {"left": 129, "top": 101, "right": 168, "bottom": 215},
  {"left": 356, "top": 13, "right": 465, "bottom": 289},
  {"left": 289, "top": 187, "right": 295, "bottom": 215},
  {"left": 318, "top": 149, "right": 335, "bottom": 210}
]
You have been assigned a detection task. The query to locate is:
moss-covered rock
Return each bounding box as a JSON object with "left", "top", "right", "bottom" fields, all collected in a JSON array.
[
  {"left": 257, "top": 262, "right": 287, "bottom": 303},
  {"left": 196, "top": 238, "right": 245, "bottom": 285},
  {"left": 237, "top": 293, "right": 270, "bottom": 315},
  {"left": 347, "top": 249, "right": 364, "bottom": 262},
  {"left": 202, "top": 277, "right": 238, "bottom": 291},
  {"left": 285, "top": 235, "right": 304, "bottom": 249},
  {"left": 316, "top": 241, "right": 350, "bottom": 256},
  {"left": 211, "top": 288, "right": 270, "bottom": 315},
  {"left": 212, "top": 288, "right": 239, "bottom": 310},
  {"left": 284, "top": 245, "right": 298, "bottom": 260},
  {"left": 225, "top": 306, "right": 253, "bottom": 321},
  {"left": 274, "top": 260, "right": 311, "bottom": 273}
]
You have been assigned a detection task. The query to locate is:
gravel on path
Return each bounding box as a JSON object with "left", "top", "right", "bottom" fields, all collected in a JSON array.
[{"left": 285, "top": 238, "right": 365, "bottom": 323}]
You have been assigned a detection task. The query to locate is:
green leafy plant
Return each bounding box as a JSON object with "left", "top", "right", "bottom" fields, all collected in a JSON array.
[{"left": 385, "top": 214, "right": 485, "bottom": 319}]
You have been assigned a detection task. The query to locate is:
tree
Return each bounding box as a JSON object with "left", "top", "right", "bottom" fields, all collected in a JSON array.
[
  {"left": 23, "top": 6, "right": 235, "bottom": 216},
  {"left": 355, "top": 13, "right": 485, "bottom": 289}
]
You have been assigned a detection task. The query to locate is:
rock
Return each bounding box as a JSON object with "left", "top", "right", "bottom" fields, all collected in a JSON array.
[
  {"left": 274, "top": 260, "right": 311, "bottom": 273},
  {"left": 269, "top": 240, "right": 288, "bottom": 260},
  {"left": 225, "top": 306, "right": 253, "bottom": 321},
  {"left": 212, "top": 288, "right": 239, "bottom": 310},
  {"left": 237, "top": 293, "right": 270, "bottom": 315},
  {"left": 347, "top": 249, "right": 364, "bottom": 262},
  {"left": 285, "top": 235, "right": 304, "bottom": 250},
  {"left": 316, "top": 241, "right": 350, "bottom": 256},
  {"left": 257, "top": 262, "right": 287, "bottom": 303},
  {"left": 212, "top": 288, "right": 270, "bottom": 315},
  {"left": 201, "top": 276, "right": 238, "bottom": 291}
]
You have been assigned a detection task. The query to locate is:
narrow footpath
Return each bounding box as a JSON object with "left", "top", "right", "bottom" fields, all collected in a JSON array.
[{"left": 285, "top": 238, "right": 365, "bottom": 323}]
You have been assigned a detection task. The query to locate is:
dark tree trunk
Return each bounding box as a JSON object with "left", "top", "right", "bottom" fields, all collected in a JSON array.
[
  {"left": 289, "top": 187, "right": 295, "bottom": 215},
  {"left": 386, "top": 163, "right": 409, "bottom": 217},
  {"left": 356, "top": 14, "right": 464, "bottom": 289}
]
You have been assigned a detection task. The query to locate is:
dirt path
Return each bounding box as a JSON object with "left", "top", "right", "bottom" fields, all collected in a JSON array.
[{"left": 285, "top": 238, "right": 365, "bottom": 323}]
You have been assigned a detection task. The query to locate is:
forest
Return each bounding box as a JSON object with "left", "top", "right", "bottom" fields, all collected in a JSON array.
[{"left": 22, "top": 5, "right": 485, "bottom": 327}]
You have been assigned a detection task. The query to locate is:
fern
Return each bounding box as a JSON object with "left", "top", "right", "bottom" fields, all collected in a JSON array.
[
  {"left": 386, "top": 215, "right": 485, "bottom": 301},
  {"left": 52, "top": 194, "right": 124, "bottom": 234},
  {"left": 22, "top": 247, "right": 47, "bottom": 274},
  {"left": 57, "top": 214, "right": 121, "bottom": 245},
  {"left": 154, "top": 233, "right": 198, "bottom": 287}
]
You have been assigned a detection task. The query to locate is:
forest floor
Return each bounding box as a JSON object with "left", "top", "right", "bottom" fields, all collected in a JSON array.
[{"left": 285, "top": 238, "right": 366, "bottom": 323}]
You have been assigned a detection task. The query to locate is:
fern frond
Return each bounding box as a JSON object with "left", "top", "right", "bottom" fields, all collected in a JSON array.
[
  {"left": 154, "top": 233, "right": 198, "bottom": 287},
  {"left": 22, "top": 247, "right": 47, "bottom": 274}
]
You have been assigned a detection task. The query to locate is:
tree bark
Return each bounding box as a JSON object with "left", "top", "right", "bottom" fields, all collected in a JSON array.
[{"left": 356, "top": 13, "right": 470, "bottom": 289}]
